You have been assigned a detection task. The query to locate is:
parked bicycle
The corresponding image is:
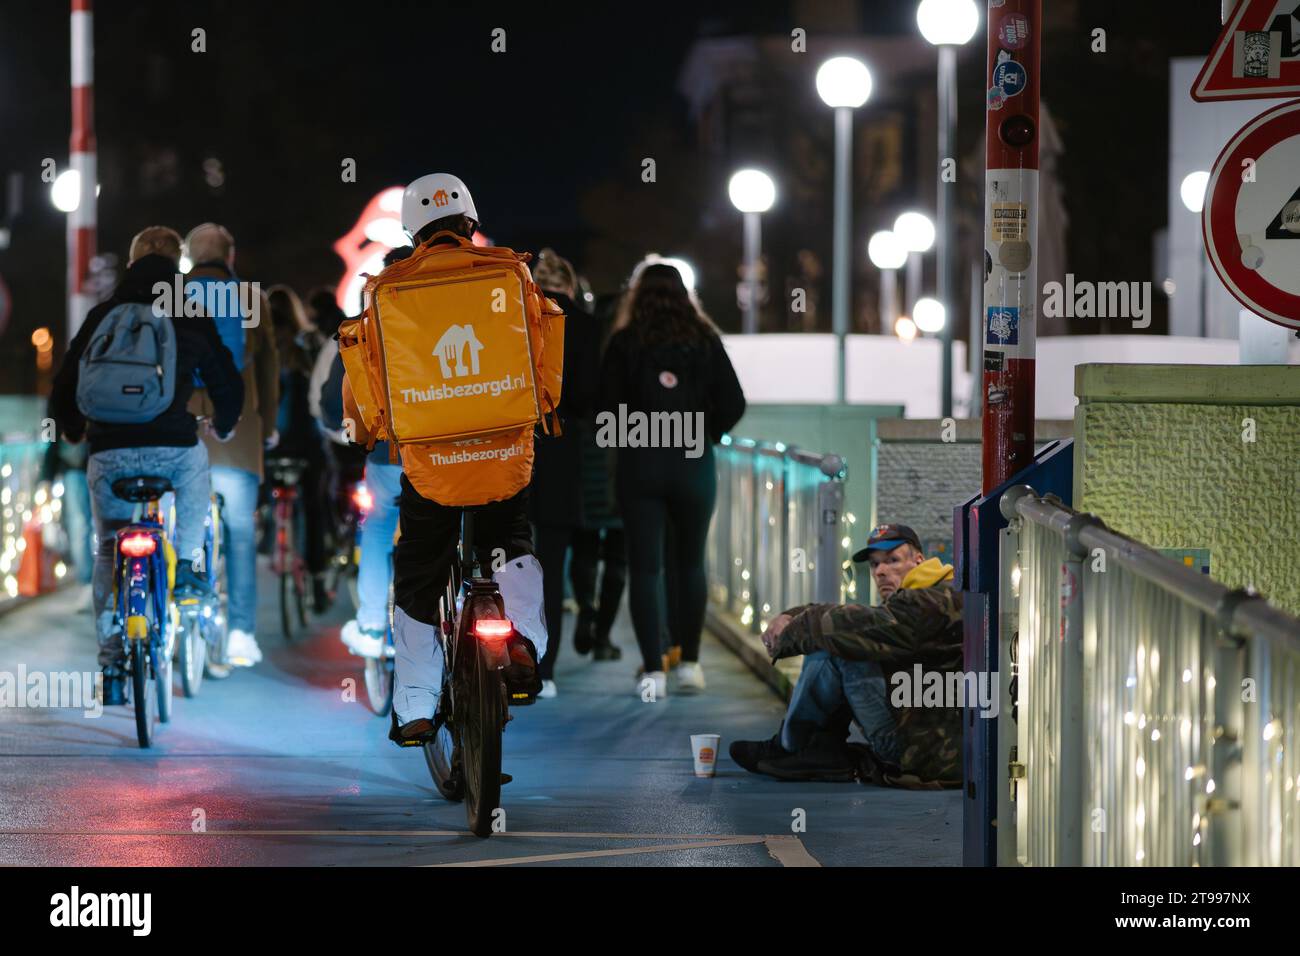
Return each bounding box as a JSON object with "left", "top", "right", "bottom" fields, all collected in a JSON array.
[
  {"left": 110, "top": 475, "right": 177, "bottom": 748},
  {"left": 266, "top": 456, "right": 310, "bottom": 640}
]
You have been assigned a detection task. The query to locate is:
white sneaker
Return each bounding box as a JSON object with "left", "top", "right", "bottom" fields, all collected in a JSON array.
[
  {"left": 636, "top": 670, "right": 668, "bottom": 701},
  {"left": 675, "top": 661, "right": 706, "bottom": 694},
  {"left": 226, "top": 628, "right": 262, "bottom": 667},
  {"left": 341, "top": 620, "right": 384, "bottom": 659},
  {"left": 538, "top": 679, "right": 558, "bottom": 699}
]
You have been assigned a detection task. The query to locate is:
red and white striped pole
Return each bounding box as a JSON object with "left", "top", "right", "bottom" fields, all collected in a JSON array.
[
  {"left": 980, "top": 0, "right": 1040, "bottom": 492},
  {"left": 68, "top": 0, "right": 96, "bottom": 340}
]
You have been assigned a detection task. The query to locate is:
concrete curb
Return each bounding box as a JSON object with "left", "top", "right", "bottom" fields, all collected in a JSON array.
[{"left": 704, "top": 607, "right": 802, "bottom": 702}]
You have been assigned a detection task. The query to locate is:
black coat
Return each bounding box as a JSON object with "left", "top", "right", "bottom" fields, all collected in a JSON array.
[
  {"left": 48, "top": 254, "right": 244, "bottom": 454},
  {"left": 528, "top": 291, "right": 599, "bottom": 528}
]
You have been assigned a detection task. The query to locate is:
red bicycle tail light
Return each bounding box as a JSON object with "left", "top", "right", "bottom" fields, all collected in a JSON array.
[
  {"left": 473, "top": 618, "right": 513, "bottom": 642},
  {"left": 120, "top": 532, "right": 157, "bottom": 557},
  {"left": 352, "top": 485, "right": 374, "bottom": 514}
]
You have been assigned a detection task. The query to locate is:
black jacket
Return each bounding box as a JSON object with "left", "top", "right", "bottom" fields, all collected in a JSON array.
[
  {"left": 528, "top": 291, "right": 599, "bottom": 527},
  {"left": 48, "top": 254, "right": 244, "bottom": 454},
  {"left": 598, "top": 324, "right": 746, "bottom": 448}
]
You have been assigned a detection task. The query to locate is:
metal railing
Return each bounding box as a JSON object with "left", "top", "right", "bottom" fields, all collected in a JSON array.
[
  {"left": 998, "top": 484, "right": 1300, "bottom": 866},
  {"left": 707, "top": 437, "right": 847, "bottom": 633}
]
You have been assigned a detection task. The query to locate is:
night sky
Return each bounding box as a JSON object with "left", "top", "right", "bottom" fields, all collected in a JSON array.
[{"left": 1, "top": 1, "right": 1225, "bottom": 393}]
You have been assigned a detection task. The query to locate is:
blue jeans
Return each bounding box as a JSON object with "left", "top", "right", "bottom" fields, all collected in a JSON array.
[
  {"left": 782, "top": 650, "right": 901, "bottom": 763},
  {"left": 61, "top": 468, "right": 93, "bottom": 584},
  {"left": 356, "top": 461, "right": 402, "bottom": 631},
  {"left": 88, "top": 443, "right": 210, "bottom": 669},
  {"left": 211, "top": 465, "right": 259, "bottom": 634}
]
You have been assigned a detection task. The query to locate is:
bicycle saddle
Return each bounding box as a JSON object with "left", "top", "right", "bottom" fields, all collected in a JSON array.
[
  {"left": 266, "top": 456, "right": 308, "bottom": 485},
  {"left": 111, "top": 475, "right": 174, "bottom": 503}
]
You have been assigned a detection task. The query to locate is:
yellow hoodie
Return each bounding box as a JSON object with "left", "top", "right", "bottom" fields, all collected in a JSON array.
[{"left": 900, "top": 557, "right": 954, "bottom": 590}]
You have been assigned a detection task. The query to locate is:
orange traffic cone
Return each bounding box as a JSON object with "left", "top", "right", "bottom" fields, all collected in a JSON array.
[{"left": 16, "top": 518, "right": 44, "bottom": 597}]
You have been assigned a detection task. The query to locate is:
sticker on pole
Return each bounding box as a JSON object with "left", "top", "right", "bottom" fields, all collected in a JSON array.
[
  {"left": 1191, "top": 0, "right": 1300, "bottom": 101},
  {"left": 1202, "top": 97, "right": 1300, "bottom": 330}
]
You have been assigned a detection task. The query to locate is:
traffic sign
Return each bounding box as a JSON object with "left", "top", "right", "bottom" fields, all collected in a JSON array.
[
  {"left": 1192, "top": 0, "right": 1300, "bottom": 101},
  {"left": 1202, "top": 98, "right": 1300, "bottom": 330}
]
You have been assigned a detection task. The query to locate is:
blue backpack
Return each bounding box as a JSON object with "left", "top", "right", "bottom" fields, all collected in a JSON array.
[
  {"left": 76, "top": 302, "right": 178, "bottom": 424},
  {"left": 187, "top": 275, "right": 246, "bottom": 384}
]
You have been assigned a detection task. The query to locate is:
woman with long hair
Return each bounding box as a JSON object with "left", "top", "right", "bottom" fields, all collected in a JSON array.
[{"left": 598, "top": 261, "right": 746, "bottom": 697}]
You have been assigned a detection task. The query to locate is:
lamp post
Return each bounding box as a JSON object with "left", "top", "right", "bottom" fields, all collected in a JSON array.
[
  {"left": 894, "top": 210, "right": 936, "bottom": 318},
  {"left": 816, "top": 56, "right": 873, "bottom": 403},
  {"left": 728, "top": 168, "right": 776, "bottom": 335},
  {"left": 1179, "top": 169, "right": 1209, "bottom": 338},
  {"left": 868, "top": 229, "right": 907, "bottom": 339},
  {"left": 918, "top": 0, "right": 979, "bottom": 417}
]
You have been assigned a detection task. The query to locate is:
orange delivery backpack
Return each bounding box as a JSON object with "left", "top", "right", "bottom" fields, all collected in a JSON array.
[{"left": 337, "top": 231, "right": 564, "bottom": 506}]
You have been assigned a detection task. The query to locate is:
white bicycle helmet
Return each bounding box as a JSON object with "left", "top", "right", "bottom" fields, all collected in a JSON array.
[{"left": 401, "top": 173, "right": 479, "bottom": 238}]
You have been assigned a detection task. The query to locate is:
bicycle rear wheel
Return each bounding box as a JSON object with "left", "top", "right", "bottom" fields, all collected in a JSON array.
[
  {"left": 130, "top": 638, "right": 155, "bottom": 748},
  {"left": 279, "top": 572, "right": 295, "bottom": 640},
  {"left": 460, "top": 642, "right": 505, "bottom": 837},
  {"left": 363, "top": 657, "right": 392, "bottom": 716}
]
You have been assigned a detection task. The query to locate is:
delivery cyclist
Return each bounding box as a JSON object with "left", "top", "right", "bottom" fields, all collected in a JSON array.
[{"left": 342, "top": 174, "right": 550, "bottom": 744}]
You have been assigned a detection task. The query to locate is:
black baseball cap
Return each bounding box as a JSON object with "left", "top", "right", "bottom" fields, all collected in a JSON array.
[{"left": 852, "top": 524, "right": 923, "bottom": 563}]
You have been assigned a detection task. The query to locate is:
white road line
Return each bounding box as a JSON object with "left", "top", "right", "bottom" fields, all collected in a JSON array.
[
  {"left": 763, "top": 834, "right": 821, "bottom": 867},
  {"left": 429, "top": 837, "right": 765, "bottom": 866}
]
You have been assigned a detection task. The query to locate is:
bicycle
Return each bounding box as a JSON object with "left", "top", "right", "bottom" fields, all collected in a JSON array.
[
  {"left": 332, "top": 478, "right": 369, "bottom": 613},
  {"left": 266, "top": 456, "right": 310, "bottom": 640},
  {"left": 174, "top": 492, "right": 229, "bottom": 696},
  {"left": 110, "top": 475, "right": 177, "bottom": 748},
  {"left": 415, "top": 509, "right": 534, "bottom": 838},
  {"left": 361, "top": 591, "right": 395, "bottom": 717}
]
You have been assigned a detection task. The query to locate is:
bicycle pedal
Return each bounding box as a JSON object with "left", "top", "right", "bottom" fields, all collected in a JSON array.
[{"left": 508, "top": 692, "right": 537, "bottom": 707}]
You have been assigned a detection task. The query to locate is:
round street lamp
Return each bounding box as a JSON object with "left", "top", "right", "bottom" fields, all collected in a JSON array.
[
  {"left": 918, "top": 0, "right": 979, "bottom": 418},
  {"left": 729, "top": 169, "right": 776, "bottom": 334},
  {"left": 816, "top": 55, "right": 873, "bottom": 402},
  {"left": 894, "top": 210, "right": 935, "bottom": 316},
  {"left": 869, "top": 230, "right": 907, "bottom": 336},
  {"left": 913, "top": 296, "right": 947, "bottom": 334}
]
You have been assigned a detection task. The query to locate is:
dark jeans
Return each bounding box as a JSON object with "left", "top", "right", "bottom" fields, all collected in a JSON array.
[
  {"left": 569, "top": 526, "right": 626, "bottom": 644},
  {"left": 533, "top": 523, "right": 573, "bottom": 681},
  {"left": 616, "top": 446, "right": 715, "bottom": 673},
  {"left": 392, "top": 476, "right": 534, "bottom": 627}
]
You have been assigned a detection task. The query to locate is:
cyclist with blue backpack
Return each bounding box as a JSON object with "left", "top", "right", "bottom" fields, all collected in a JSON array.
[
  {"left": 48, "top": 226, "right": 243, "bottom": 704},
  {"left": 185, "top": 223, "right": 280, "bottom": 668}
]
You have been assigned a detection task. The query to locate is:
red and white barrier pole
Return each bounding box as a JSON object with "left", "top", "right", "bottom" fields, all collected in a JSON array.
[
  {"left": 980, "top": 0, "right": 1040, "bottom": 492},
  {"left": 68, "top": 0, "right": 96, "bottom": 340}
]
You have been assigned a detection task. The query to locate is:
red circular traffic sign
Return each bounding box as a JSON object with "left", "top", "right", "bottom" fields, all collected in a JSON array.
[{"left": 1203, "top": 98, "right": 1300, "bottom": 331}]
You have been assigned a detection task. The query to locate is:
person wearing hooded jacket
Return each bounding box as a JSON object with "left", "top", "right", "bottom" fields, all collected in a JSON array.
[
  {"left": 730, "top": 523, "right": 964, "bottom": 788},
  {"left": 48, "top": 226, "right": 243, "bottom": 704}
]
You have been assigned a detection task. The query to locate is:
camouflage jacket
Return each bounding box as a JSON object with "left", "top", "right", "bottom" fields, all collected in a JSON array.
[{"left": 771, "top": 560, "right": 964, "bottom": 789}]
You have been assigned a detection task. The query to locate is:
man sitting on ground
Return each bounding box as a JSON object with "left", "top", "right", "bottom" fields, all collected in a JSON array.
[{"left": 730, "top": 523, "right": 963, "bottom": 788}]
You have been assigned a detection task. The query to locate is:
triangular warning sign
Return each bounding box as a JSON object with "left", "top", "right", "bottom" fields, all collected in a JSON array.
[
  {"left": 1192, "top": 0, "right": 1300, "bottom": 101},
  {"left": 1264, "top": 186, "right": 1300, "bottom": 237}
]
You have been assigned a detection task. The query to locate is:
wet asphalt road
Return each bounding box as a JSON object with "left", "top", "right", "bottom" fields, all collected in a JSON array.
[{"left": 0, "top": 575, "right": 960, "bottom": 866}]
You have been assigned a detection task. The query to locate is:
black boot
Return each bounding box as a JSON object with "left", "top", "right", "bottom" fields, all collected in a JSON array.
[
  {"left": 572, "top": 610, "right": 595, "bottom": 655},
  {"left": 729, "top": 730, "right": 789, "bottom": 774},
  {"left": 756, "top": 731, "right": 857, "bottom": 782},
  {"left": 101, "top": 667, "right": 126, "bottom": 706},
  {"left": 173, "top": 560, "right": 211, "bottom": 598}
]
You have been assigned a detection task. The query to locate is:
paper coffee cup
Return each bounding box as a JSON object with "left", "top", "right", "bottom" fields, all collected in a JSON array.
[{"left": 691, "top": 733, "right": 721, "bottom": 777}]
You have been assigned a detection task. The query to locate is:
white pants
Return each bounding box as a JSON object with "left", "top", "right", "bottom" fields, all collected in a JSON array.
[{"left": 393, "top": 553, "right": 548, "bottom": 724}]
